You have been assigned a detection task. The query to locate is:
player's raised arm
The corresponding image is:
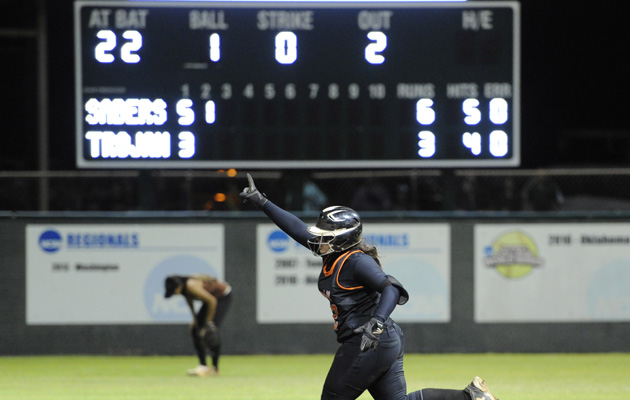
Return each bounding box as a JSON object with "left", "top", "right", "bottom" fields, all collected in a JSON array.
[{"left": 240, "top": 173, "right": 312, "bottom": 247}]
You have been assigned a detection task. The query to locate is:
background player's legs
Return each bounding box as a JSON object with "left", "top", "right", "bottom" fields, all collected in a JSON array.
[
  {"left": 197, "top": 303, "right": 222, "bottom": 371},
  {"left": 213, "top": 293, "right": 232, "bottom": 328},
  {"left": 195, "top": 303, "right": 208, "bottom": 327},
  {"left": 189, "top": 324, "right": 207, "bottom": 366},
  {"left": 208, "top": 343, "right": 220, "bottom": 371},
  {"left": 183, "top": 307, "right": 216, "bottom": 376}
]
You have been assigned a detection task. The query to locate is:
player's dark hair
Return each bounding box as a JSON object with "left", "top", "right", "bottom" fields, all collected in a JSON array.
[
  {"left": 355, "top": 240, "right": 381, "bottom": 267},
  {"left": 164, "top": 275, "right": 188, "bottom": 298}
]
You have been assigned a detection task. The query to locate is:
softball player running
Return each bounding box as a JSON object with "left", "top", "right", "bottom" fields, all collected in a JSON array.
[{"left": 241, "top": 173, "right": 499, "bottom": 400}]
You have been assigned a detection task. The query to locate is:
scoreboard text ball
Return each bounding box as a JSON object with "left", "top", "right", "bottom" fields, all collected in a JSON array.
[{"left": 74, "top": 1, "right": 520, "bottom": 169}]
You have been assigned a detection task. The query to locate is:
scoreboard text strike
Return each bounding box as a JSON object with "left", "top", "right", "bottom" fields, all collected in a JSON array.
[{"left": 74, "top": 1, "right": 520, "bottom": 169}]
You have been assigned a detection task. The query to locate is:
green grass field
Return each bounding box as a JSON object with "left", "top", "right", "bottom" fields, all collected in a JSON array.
[{"left": 1, "top": 353, "right": 628, "bottom": 400}]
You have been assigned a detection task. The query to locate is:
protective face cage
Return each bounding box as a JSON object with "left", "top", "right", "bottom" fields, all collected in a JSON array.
[
  {"left": 306, "top": 206, "right": 362, "bottom": 257},
  {"left": 307, "top": 234, "right": 337, "bottom": 256}
]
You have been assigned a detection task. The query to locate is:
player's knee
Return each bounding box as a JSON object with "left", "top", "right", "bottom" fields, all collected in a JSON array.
[
  {"left": 406, "top": 390, "right": 422, "bottom": 400},
  {"left": 320, "top": 387, "right": 336, "bottom": 400}
]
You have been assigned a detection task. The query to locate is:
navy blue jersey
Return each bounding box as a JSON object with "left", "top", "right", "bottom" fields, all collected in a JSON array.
[
  {"left": 319, "top": 250, "right": 390, "bottom": 342},
  {"left": 262, "top": 200, "right": 398, "bottom": 342},
  {"left": 253, "top": 196, "right": 473, "bottom": 400}
]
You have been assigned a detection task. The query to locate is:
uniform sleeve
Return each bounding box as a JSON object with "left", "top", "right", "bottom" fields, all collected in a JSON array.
[
  {"left": 373, "top": 285, "right": 400, "bottom": 322},
  {"left": 261, "top": 200, "right": 312, "bottom": 248},
  {"left": 351, "top": 254, "right": 401, "bottom": 322}
]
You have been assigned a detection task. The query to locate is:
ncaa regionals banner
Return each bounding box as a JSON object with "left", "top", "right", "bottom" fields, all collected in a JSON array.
[
  {"left": 475, "top": 223, "right": 630, "bottom": 322},
  {"left": 26, "top": 224, "right": 224, "bottom": 325},
  {"left": 256, "top": 223, "right": 450, "bottom": 324}
]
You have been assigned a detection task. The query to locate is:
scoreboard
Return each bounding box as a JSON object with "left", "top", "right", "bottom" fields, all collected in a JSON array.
[{"left": 74, "top": 1, "right": 520, "bottom": 169}]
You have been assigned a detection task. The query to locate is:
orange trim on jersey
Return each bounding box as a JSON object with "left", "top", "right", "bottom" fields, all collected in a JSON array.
[
  {"left": 322, "top": 260, "right": 334, "bottom": 277},
  {"left": 336, "top": 250, "right": 364, "bottom": 290},
  {"left": 325, "top": 250, "right": 351, "bottom": 278},
  {"left": 323, "top": 250, "right": 353, "bottom": 277}
]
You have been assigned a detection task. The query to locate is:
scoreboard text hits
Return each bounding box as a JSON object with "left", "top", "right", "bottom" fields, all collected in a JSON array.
[{"left": 74, "top": 1, "right": 520, "bottom": 169}]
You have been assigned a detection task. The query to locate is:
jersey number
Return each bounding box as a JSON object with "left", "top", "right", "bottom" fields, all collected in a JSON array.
[{"left": 330, "top": 303, "right": 339, "bottom": 330}]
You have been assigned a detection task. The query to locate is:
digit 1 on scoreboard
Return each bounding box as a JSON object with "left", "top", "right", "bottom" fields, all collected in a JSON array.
[{"left": 209, "top": 33, "right": 220, "bottom": 62}]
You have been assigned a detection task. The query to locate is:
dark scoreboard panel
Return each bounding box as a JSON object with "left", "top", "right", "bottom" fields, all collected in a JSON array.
[{"left": 74, "top": 1, "right": 520, "bottom": 169}]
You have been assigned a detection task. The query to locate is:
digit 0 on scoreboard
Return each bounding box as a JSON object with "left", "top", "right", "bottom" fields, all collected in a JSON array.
[{"left": 74, "top": 1, "right": 520, "bottom": 169}]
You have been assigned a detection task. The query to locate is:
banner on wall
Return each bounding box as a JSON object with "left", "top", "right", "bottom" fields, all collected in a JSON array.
[
  {"left": 475, "top": 223, "right": 630, "bottom": 322},
  {"left": 256, "top": 223, "right": 451, "bottom": 324},
  {"left": 26, "top": 224, "right": 224, "bottom": 325}
]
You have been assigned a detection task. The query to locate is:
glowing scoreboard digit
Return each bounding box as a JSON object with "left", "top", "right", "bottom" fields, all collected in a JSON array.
[{"left": 74, "top": 1, "right": 520, "bottom": 169}]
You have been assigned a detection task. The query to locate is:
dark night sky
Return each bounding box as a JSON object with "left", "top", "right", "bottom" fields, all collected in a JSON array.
[
  {"left": 5, "top": 0, "right": 628, "bottom": 170},
  {"left": 516, "top": 1, "right": 630, "bottom": 167}
]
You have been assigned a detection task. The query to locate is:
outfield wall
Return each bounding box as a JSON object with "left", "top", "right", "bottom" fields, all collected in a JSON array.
[{"left": 1, "top": 211, "right": 629, "bottom": 356}]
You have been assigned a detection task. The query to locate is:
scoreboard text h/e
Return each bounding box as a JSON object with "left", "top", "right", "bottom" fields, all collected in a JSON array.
[{"left": 74, "top": 1, "right": 520, "bottom": 169}]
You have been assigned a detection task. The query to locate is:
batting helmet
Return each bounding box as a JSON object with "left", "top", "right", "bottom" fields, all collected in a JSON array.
[{"left": 307, "top": 205, "right": 362, "bottom": 256}]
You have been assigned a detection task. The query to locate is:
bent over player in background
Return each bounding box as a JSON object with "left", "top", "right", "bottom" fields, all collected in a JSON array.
[
  {"left": 240, "top": 173, "right": 500, "bottom": 400},
  {"left": 164, "top": 274, "right": 233, "bottom": 376}
]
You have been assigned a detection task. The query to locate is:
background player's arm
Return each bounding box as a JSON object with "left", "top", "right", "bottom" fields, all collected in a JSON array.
[
  {"left": 184, "top": 297, "right": 196, "bottom": 320},
  {"left": 186, "top": 279, "right": 218, "bottom": 322}
]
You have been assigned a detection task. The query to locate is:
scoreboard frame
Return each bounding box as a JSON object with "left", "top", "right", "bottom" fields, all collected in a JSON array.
[{"left": 74, "top": 0, "right": 521, "bottom": 169}]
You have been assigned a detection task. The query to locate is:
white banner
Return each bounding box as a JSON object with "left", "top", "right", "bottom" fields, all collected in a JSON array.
[
  {"left": 256, "top": 223, "right": 450, "bottom": 324},
  {"left": 26, "top": 224, "right": 224, "bottom": 325},
  {"left": 475, "top": 223, "right": 630, "bottom": 322}
]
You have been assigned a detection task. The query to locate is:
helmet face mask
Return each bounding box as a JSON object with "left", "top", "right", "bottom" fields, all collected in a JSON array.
[
  {"left": 307, "top": 234, "right": 336, "bottom": 256},
  {"left": 307, "top": 206, "right": 362, "bottom": 257}
]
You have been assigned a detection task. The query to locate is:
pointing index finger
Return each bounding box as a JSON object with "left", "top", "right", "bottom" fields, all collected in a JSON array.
[{"left": 247, "top": 173, "right": 254, "bottom": 188}]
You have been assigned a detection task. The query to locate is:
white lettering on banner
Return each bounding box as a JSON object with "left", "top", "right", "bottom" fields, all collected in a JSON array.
[
  {"left": 483, "top": 245, "right": 543, "bottom": 268},
  {"left": 475, "top": 223, "right": 630, "bottom": 323},
  {"left": 26, "top": 224, "right": 225, "bottom": 325},
  {"left": 257, "top": 223, "right": 450, "bottom": 324}
]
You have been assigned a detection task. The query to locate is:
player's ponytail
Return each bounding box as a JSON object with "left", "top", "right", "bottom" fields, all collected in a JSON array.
[{"left": 355, "top": 240, "right": 381, "bottom": 267}]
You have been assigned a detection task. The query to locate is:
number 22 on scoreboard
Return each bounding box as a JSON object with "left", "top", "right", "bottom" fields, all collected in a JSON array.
[{"left": 93, "top": 30, "right": 388, "bottom": 65}]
